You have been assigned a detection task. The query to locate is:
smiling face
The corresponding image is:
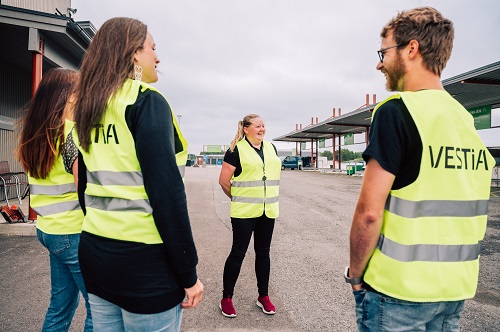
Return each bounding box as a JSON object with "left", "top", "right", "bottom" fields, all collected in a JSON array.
[
  {"left": 134, "top": 32, "right": 160, "bottom": 83},
  {"left": 243, "top": 117, "right": 266, "bottom": 144},
  {"left": 376, "top": 31, "right": 407, "bottom": 91}
]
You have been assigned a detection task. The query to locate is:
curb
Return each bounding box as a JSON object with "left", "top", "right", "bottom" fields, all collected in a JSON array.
[{"left": 0, "top": 221, "right": 37, "bottom": 236}]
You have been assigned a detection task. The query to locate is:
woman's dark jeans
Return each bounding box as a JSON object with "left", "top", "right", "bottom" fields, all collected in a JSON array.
[{"left": 222, "top": 215, "right": 275, "bottom": 298}]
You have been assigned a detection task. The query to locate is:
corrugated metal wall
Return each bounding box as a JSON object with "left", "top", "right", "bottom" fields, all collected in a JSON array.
[
  {"left": 1, "top": 0, "right": 71, "bottom": 15},
  {"left": 0, "top": 62, "right": 30, "bottom": 172}
]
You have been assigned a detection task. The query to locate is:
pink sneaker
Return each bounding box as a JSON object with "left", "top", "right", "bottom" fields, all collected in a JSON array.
[
  {"left": 256, "top": 295, "right": 276, "bottom": 315},
  {"left": 220, "top": 298, "right": 237, "bottom": 318}
]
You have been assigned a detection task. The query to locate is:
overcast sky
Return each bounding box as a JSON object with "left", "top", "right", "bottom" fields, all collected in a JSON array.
[{"left": 72, "top": 0, "right": 500, "bottom": 155}]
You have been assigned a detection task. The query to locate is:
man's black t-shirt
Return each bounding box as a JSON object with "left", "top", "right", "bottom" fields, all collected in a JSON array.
[
  {"left": 361, "top": 98, "right": 423, "bottom": 295},
  {"left": 362, "top": 98, "right": 423, "bottom": 190}
]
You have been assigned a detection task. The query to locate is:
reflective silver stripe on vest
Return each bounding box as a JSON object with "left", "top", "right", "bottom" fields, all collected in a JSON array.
[
  {"left": 377, "top": 234, "right": 481, "bottom": 262},
  {"left": 232, "top": 180, "right": 264, "bottom": 188},
  {"left": 232, "top": 180, "right": 280, "bottom": 187},
  {"left": 87, "top": 170, "right": 143, "bottom": 186},
  {"left": 30, "top": 183, "right": 76, "bottom": 195},
  {"left": 231, "top": 196, "right": 263, "bottom": 204},
  {"left": 178, "top": 165, "right": 185, "bottom": 178},
  {"left": 32, "top": 200, "right": 81, "bottom": 217},
  {"left": 266, "top": 180, "right": 280, "bottom": 186},
  {"left": 231, "top": 196, "right": 278, "bottom": 204},
  {"left": 266, "top": 196, "right": 279, "bottom": 204},
  {"left": 385, "top": 195, "right": 489, "bottom": 218},
  {"left": 85, "top": 194, "right": 152, "bottom": 213}
]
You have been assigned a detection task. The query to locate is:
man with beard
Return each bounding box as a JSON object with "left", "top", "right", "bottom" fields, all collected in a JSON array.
[{"left": 345, "top": 7, "right": 495, "bottom": 331}]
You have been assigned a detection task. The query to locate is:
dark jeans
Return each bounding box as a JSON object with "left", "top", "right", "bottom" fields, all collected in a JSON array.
[{"left": 223, "top": 215, "right": 275, "bottom": 298}]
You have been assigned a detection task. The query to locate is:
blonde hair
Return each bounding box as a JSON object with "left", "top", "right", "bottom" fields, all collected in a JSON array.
[{"left": 229, "top": 114, "right": 260, "bottom": 152}]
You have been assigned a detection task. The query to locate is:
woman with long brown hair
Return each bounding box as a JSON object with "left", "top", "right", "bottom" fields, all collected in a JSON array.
[
  {"left": 70, "top": 17, "right": 203, "bottom": 331},
  {"left": 16, "top": 68, "right": 92, "bottom": 331}
]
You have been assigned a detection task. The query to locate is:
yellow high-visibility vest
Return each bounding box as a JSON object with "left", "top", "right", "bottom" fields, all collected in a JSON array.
[
  {"left": 364, "top": 90, "right": 495, "bottom": 301},
  {"left": 230, "top": 139, "right": 281, "bottom": 218},
  {"left": 30, "top": 134, "right": 83, "bottom": 235},
  {"left": 75, "top": 79, "right": 187, "bottom": 243}
]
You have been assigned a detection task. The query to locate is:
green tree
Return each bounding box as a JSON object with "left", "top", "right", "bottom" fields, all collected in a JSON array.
[
  {"left": 333, "top": 149, "right": 362, "bottom": 161},
  {"left": 320, "top": 150, "right": 333, "bottom": 160}
]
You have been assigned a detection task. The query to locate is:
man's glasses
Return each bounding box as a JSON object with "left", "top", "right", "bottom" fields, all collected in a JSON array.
[{"left": 377, "top": 43, "right": 407, "bottom": 63}]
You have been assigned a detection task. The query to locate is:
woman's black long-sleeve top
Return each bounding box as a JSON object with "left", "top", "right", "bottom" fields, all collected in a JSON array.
[{"left": 77, "top": 88, "right": 198, "bottom": 314}]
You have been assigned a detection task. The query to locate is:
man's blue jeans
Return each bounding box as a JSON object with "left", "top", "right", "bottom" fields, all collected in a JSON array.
[
  {"left": 36, "top": 229, "right": 92, "bottom": 332},
  {"left": 354, "top": 289, "right": 464, "bottom": 332},
  {"left": 88, "top": 294, "right": 182, "bottom": 332}
]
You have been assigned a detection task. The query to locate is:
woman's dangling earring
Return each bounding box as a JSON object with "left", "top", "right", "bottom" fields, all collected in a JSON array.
[{"left": 134, "top": 65, "right": 143, "bottom": 81}]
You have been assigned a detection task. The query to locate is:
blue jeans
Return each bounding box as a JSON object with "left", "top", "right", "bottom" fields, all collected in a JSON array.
[
  {"left": 36, "top": 229, "right": 92, "bottom": 331},
  {"left": 88, "top": 294, "right": 182, "bottom": 332},
  {"left": 354, "top": 289, "right": 464, "bottom": 332}
]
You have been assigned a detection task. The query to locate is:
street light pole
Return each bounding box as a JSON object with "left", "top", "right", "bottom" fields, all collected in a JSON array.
[{"left": 177, "top": 114, "right": 182, "bottom": 127}]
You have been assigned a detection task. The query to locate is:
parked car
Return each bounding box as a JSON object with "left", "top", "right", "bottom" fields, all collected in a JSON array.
[
  {"left": 281, "top": 156, "right": 303, "bottom": 170},
  {"left": 301, "top": 156, "right": 311, "bottom": 167}
]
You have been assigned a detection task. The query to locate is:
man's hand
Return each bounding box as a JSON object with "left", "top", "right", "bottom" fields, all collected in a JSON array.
[{"left": 182, "top": 278, "right": 204, "bottom": 309}]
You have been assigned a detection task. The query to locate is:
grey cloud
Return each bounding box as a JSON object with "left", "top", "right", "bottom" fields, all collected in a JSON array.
[{"left": 73, "top": 0, "right": 500, "bottom": 154}]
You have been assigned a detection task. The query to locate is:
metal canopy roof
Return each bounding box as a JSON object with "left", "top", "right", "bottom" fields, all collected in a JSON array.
[
  {"left": 0, "top": 4, "right": 95, "bottom": 72},
  {"left": 273, "top": 104, "right": 373, "bottom": 142},
  {"left": 442, "top": 61, "right": 500, "bottom": 109},
  {"left": 273, "top": 60, "right": 500, "bottom": 143}
]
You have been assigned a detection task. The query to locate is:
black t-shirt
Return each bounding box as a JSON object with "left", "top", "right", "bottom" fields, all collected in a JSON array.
[
  {"left": 224, "top": 138, "right": 278, "bottom": 177},
  {"left": 77, "top": 88, "right": 197, "bottom": 314},
  {"left": 362, "top": 98, "right": 423, "bottom": 190}
]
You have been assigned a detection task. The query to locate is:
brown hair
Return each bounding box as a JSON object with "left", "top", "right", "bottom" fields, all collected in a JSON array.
[
  {"left": 229, "top": 114, "right": 261, "bottom": 152},
  {"left": 73, "top": 17, "right": 148, "bottom": 151},
  {"left": 381, "top": 7, "right": 454, "bottom": 76},
  {"left": 16, "top": 68, "right": 78, "bottom": 179}
]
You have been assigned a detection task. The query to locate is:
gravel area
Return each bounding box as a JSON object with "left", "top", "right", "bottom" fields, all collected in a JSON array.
[
  {"left": 206, "top": 166, "right": 500, "bottom": 331},
  {"left": 1, "top": 167, "right": 498, "bottom": 331}
]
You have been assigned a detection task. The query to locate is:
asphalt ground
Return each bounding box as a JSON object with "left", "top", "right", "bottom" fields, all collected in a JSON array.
[{"left": 0, "top": 167, "right": 499, "bottom": 331}]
